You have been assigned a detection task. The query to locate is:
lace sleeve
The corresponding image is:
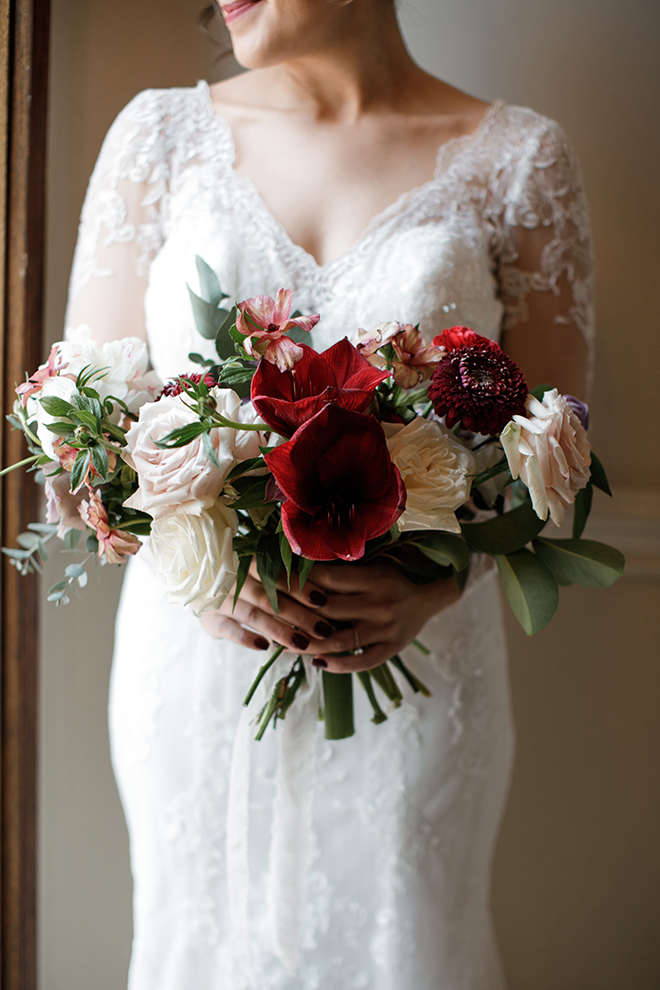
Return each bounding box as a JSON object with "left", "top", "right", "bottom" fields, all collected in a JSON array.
[
  {"left": 495, "top": 118, "right": 595, "bottom": 389},
  {"left": 65, "top": 90, "right": 169, "bottom": 344}
]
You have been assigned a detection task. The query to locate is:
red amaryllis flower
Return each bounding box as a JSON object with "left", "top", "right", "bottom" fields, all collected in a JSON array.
[
  {"left": 251, "top": 338, "right": 390, "bottom": 437},
  {"left": 236, "top": 289, "right": 320, "bottom": 372},
  {"left": 428, "top": 327, "right": 528, "bottom": 435},
  {"left": 265, "top": 405, "right": 406, "bottom": 561}
]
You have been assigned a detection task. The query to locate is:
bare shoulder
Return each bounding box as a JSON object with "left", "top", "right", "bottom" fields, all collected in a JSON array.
[{"left": 209, "top": 71, "right": 276, "bottom": 116}]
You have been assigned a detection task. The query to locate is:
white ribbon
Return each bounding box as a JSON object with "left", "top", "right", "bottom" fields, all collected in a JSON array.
[{"left": 226, "top": 659, "right": 319, "bottom": 983}]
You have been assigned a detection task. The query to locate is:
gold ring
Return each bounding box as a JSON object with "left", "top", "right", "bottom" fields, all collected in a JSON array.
[{"left": 352, "top": 628, "right": 364, "bottom": 656}]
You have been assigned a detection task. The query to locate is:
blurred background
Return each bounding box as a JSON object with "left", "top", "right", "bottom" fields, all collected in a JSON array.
[{"left": 40, "top": 1, "right": 660, "bottom": 987}]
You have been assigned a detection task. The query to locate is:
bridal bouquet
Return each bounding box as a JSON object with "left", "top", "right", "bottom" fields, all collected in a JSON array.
[{"left": 3, "top": 258, "right": 624, "bottom": 739}]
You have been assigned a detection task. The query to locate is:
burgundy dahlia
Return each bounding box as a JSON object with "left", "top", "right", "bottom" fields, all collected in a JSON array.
[
  {"left": 265, "top": 404, "right": 406, "bottom": 561},
  {"left": 251, "top": 338, "right": 390, "bottom": 437},
  {"left": 428, "top": 327, "right": 528, "bottom": 435},
  {"left": 158, "top": 372, "right": 216, "bottom": 400}
]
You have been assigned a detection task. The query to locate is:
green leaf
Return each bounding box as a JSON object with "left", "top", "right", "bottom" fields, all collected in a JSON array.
[
  {"left": 226, "top": 456, "right": 265, "bottom": 482},
  {"left": 27, "top": 522, "right": 59, "bottom": 534},
  {"left": 187, "top": 285, "right": 228, "bottom": 340},
  {"left": 17, "top": 531, "right": 42, "bottom": 550},
  {"left": 233, "top": 554, "right": 253, "bottom": 611},
  {"left": 69, "top": 450, "right": 90, "bottom": 492},
  {"left": 69, "top": 408, "right": 100, "bottom": 432},
  {"left": 462, "top": 499, "right": 546, "bottom": 555},
  {"left": 229, "top": 476, "right": 268, "bottom": 509},
  {"left": 195, "top": 255, "right": 228, "bottom": 305},
  {"left": 410, "top": 531, "right": 470, "bottom": 572},
  {"left": 532, "top": 537, "right": 624, "bottom": 588},
  {"left": 202, "top": 431, "right": 223, "bottom": 471},
  {"left": 256, "top": 534, "right": 281, "bottom": 613},
  {"left": 152, "top": 421, "right": 207, "bottom": 449},
  {"left": 286, "top": 323, "right": 313, "bottom": 347},
  {"left": 38, "top": 396, "right": 75, "bottom": 417},
  {"left": 589, "top": 452, "right": 612, "bottom": 496},
  {"left": 229, "top": 324, "right": 246, "bottom": 348},
  {"left": 322, "top": 671, "right": 355, "bottom": 739},
  {"left": 279, "top": 529, "right": 293, "bottom": 588},
  {"left": 90, "top": 444, "right": 109, "bottom": 479},
  {"left": 297, "top": 556, "right": 315, "bottom": 594},
  {"left": 572, "top": 482, "right": 593, "bottom": 539},
  {"left": 496, "top": 549, "right": 559, "bottom": 635},
  {"left": 357, "top": 671, "right": 388, "bottom": 724},
  {"left": 218, "top": 363, "right": 254, "bottom": 387},
  {"left": 215, "top": 306, "right": 239, "bottom": 360},
  {"left": 64, "top": 563, "right": 86, "bottom": 579},
  {"left": 44, "top": 421, "right": 75, "bottom": 437}
]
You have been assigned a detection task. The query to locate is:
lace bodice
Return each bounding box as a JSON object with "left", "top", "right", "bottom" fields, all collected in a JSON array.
[{"left": 66, "top": 81, "right": 594, "bottom": 385}]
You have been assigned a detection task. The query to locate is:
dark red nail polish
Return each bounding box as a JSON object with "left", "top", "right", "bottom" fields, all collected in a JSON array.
[
  {"left": 312, "top": 658, "right": 328, "bottom": 669},
  {"left": 315, "top": 620, "right": 333, "bottom": 638},
  {"left": 309, "top": 590, "right": 327, "bottom": 607},
  {"left": 254, "top": 637, "right": 270, "bottom": 650},
  {"left": 291, "top": 632, "right": 310, "bottom": 650}
]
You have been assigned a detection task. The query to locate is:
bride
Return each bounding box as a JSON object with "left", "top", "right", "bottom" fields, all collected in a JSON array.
[{"left": 65, "top": 0, "right": 592, "bottom": 987}]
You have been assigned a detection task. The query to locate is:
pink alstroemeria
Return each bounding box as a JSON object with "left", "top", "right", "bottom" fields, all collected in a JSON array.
[
  {"left": 15, "top": 344, "right": 68, "bottom": 407},
  {"left": 390, "top": 324, "right": 444, "bottom": 389},
  {"left": 236, "top": 289, "right": 320, "bottom": 372},
  {"left": 79, "top": 488, "right": 141, "bottom": 565}
]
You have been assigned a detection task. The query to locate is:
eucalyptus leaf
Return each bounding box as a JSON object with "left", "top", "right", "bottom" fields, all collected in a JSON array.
[
  {"left": 187, "top": 285, "right": 228, "bottom": 340},
  {"left": 195, "top": 255, "right": 228, "bottom": 305},
  {"left": 462, "top": 499, "right": 546, "bottom": 555},
  {"left": 286, "top": 323, "right": 314, "bottom": 347},
  {"left": 202, "top": 431, "right": 223, "bottom": 471},
  {"left": 65, "top": 563, "right": 86, "bottom": 579},
  {"left": 215, "top": 306, "right": 239, "bottom": 360},
  {"left": 188, "top": 352, "right": 216, "bottom": 368},
  {"left": 496, "top": 549, "right": 559, "bottom": 635},
  {"left": 532, "top": 537, "right": 624, "bottom": 588}
]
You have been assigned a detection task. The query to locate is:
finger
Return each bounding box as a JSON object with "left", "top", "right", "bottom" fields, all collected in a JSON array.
[
  {"left": 276, "top": 570, "right": 330, "bottom": 609},
  {"left": 199, "top": 611, "right": 271, "bottom": 651},
  {"left": 234, "top": 575, "right": 334, "bottom": 642},
  {"left": 307, "top": 563, "right": 369, "bottom": 594},
  {"left": 311, "top": 642, "right": 392, "bottom": 674},
  {"left": 228, "top": 597, "right": 316, "bottom": 653}
]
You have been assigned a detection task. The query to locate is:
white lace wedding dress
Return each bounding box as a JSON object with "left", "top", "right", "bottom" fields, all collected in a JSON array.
[{"left": 65, "top": 81, "right": 593, "bottom": 990}]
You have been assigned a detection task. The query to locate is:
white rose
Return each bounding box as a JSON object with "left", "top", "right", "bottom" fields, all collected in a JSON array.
[
  {"left": 150, "top": 502, "right": 239, "bottom": 615},
  {"left": 28, "top": 375, "right": 80, "bottom": 460},
  {"left": 62, "top": 326, "right": 162, "bottom": 413},
  {"left": 124, "top": 388, "right": 264, "bottom": 519},
  {"left": 384, "top": 417, "right": 475, "bottom": 533},
  {"left": 501, "top": 389, "right": 591, "bottom": 527}
]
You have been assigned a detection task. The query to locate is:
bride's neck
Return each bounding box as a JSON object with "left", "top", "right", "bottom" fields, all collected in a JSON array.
[{"left": 252, "top": 12, "right": 423, "bottom": 121}]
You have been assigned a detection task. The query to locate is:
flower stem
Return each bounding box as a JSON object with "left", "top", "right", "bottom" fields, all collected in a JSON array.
[
  {"left": 412, "top": 638, "right": 431, "bottom": 655},
  {"left": 391, "top": 655, "right": 432, "bottom": 697},
  {"left": 370, "top": 662, "right": 403, "bottom": 706},
  {"left": 0, "top": 453, "right": 41, "bottom": 478},
  {"left": 210, "top": 412, "right": 286, "bottom": 438},
  {"left": 357, "top": 671, "right": 388, "bottom": 724},
  {"left": 322, "top": 671, "right": 355, "bottom": 739},
  {"left": 243, "top": 643, "right": 285, "bottom": 708}
]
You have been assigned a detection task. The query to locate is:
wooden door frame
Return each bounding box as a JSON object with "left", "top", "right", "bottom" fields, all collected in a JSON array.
[{"left": 0, "top": 1, "right": 50, "bottom": 987}]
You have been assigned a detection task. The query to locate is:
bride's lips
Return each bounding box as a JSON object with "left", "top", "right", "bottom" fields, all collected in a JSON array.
[{"left": 221, "top": 0, "right": 264, "bottom": 25}]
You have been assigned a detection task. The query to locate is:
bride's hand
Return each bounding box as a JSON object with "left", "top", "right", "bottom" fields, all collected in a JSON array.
[
  {"left": 306, "top": 561, "right": 462, "bottom": 672},
  {"left": 199, "top": 560, "right": 335, "bottom": 653}
]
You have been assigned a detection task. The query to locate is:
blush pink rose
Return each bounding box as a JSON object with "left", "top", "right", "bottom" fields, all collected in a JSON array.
[
  {"left": 123, "top": 388, "right": 265, "bottom": 520},
  {"left": 501, "top": 389, "right": 591, "bottom": 527}
]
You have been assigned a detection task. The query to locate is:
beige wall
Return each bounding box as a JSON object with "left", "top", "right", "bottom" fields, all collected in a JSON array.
[{"left": 40, "top": 1, "right": 660, "bottom": 988}]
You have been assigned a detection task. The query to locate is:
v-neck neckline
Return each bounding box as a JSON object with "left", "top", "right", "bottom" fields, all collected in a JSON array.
[{"left": 199, "top": 80, "right": 505, "bottom": 275}]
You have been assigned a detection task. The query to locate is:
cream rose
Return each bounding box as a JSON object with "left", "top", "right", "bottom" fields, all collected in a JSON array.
[
  {"left": 124, "top": 389, "right": 264, "bottom": 519},
  {"left": 501, "top": 389, "right": 591, "bottom": 527},
  {"left": 61, "top": 326, "right": 162, "bottom": 413},
  {"left": 150, "top": 502, "right": 239, "bottom": 615},
  {"left": 384, "top": 417, "right": 475, "bottom": 533}
]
